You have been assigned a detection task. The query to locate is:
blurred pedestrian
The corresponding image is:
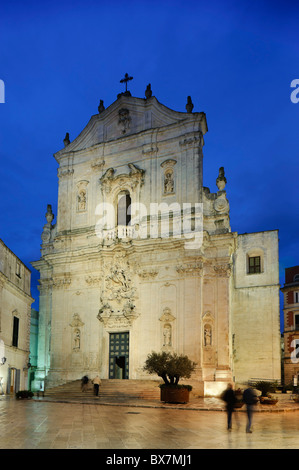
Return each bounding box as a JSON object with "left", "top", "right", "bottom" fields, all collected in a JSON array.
[
  {"left": 221, "top": 383, "right": 237, "bottom": 431},
  {"left": 81, "top": 375, "right": 89, "bottom": 392},
  {"left": 92, "top": 375, "right": 101, "bottom": 396},
  {"left": 243, "top": 386, "right": 258, "bottom": 433}
]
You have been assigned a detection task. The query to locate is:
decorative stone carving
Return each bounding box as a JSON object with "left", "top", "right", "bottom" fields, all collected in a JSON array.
[
  {"left": 163, "top": 324, "right": 172, "bottom": 347},
  {"left": 185, "top": 96, "right": 194, "bottom": 113},
  {"left": 159, "top": 307, "right": 176, "bottom": 323},
  {"left": 100, "top": 168, "right": 115, "bottom": 194},
  {"left": 63, "top": 132, "right": 70, "bottom": 147},
  {"left": 41, "top": 204, "right": 55, "bottom": 244},
  {"left": 159, "top": 307, "right": 175, "bottom": 351},
  {"left": 76, "top": 180, "right": 89, "bottom": 212},
  {"left": 91, "top": 158, "right": 105, "bottom": 171},
  {"left": 69, "top": 314, "right": 84, "bottom": 353},
  {"left": 176, "top": 261, "right": 203, "bottom": 277},
  {"left": 214, "top": 195, "right": 229, "bottom": 213},
  {"left": 138, "top": 269, "right": 158, "bottom": 280},
  {"left": 213, "top": 263, "right": 231, "bottom": 278},
  {"left": 202, "top": 312, "right": 215, "bottom": 365},
  {"left": 52, "top": 276, "right": 71, "bottom": 289},
  {"left": 57, "top": 167, "right": 74, "bottom": 178},
  {"left": 142, "top": 144, "right": 158, "bottom": 155},
  {"left": 98, "top": 100, "right": 105, "bottom": 113},
  {"left": 85, "top": 275, "right": 102, "bottom": 286},
  {"left": 204, "top": 324, "right": 212, "bottom": 346},
  {"left": 161, "top": 159, "right": 177, "bottom": 195},
  {"left": 118, "top": 108, "right": 131, "bottom": 134},
  {"left": 97, "top": 253, "right": 138, "bottom": 328},
  {"left": 179, "top": 134, "right": 201, "bottom": 147},
  {"left": 100, "top": 164, "right": 145, "bottom": 195},
  {"left": 145, "top": 83, "right": 152, "bottom": 99},
  {"left": 216, "top": 167, "right": 227, "bottom": 191},
  {"left": 69, "top": 313, "right": 84, "bottom": 328},
  {"left": 73, "top": 329, "right": 81, "bottom": 351}
]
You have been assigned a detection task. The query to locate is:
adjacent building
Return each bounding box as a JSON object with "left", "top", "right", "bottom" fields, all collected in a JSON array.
[
  {"left": 0, "top": 239, "right": 33, "bottom": 394},
  {"left": 31, "top": 83, "right": 281, "bottom": 395},
  {"left": 281, "top": 266, "right": 299, "bottom": 386}
]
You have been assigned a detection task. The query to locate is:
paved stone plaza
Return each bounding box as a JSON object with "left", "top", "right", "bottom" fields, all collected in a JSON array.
[{"left": 1, "top": 394, "right": 299, "bottom": 450}]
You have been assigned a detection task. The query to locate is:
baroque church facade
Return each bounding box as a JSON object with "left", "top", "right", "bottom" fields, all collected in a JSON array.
[{"left": 32, "top": 82, "right": 281, "bottom": 396}]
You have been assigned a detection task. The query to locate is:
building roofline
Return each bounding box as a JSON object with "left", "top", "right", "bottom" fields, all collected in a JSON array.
[{"left": 0, "top": 238, "right": 31, "bottom": 273}]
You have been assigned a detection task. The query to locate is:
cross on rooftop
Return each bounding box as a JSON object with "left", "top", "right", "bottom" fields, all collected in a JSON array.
[{"left": 120, "top": 73, "right": 133, "bottom": 92}]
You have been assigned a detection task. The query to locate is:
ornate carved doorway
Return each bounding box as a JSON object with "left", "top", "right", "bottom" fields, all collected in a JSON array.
[{"left": 109, "top": 332, "right": 129, "bottom": 379}]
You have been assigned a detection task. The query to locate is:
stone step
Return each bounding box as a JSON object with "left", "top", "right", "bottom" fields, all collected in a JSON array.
[{"left": 43, "top": 379, "right": 161, "bottom": 401}]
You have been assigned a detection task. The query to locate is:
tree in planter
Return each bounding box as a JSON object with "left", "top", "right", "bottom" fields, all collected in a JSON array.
[
  {"left": 252, "top": 381, "right": 278, "bottom": 397},
  {"left": 143, "top": 351, "right": 196, "bottom": 388}
]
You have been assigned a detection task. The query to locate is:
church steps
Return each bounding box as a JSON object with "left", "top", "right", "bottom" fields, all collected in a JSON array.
[{"left": 42, "top": 379, "right": 161, "bottom": 401}]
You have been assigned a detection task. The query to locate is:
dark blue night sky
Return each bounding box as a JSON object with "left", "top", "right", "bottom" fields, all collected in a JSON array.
[{"left": 1, "top": 0, "right": 298, "bottom": 330}]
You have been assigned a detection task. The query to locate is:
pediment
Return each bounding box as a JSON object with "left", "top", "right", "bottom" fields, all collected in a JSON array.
[{"left": 54, "top": 95, "right": 207, "bottom": 160}]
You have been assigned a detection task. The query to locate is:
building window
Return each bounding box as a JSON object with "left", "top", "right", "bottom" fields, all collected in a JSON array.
[
  {"left": 295, "top": 314, "right": 299, "bottom": 330},
  {"left": 295, "top": 292, "right": 299, "bottom": 303},
  {"left": 248, "top": 256, "right": 261, "bottom": 274},
  {"left": 117, "top": 191, "right": 131, "bottom": 226},
  {"left": 294, "top": 274, "right": 299, "bottom": 283},
  {"left": 12, "top": 316, "right": 19, "bottom": 348},
  {"left": 16, "top": 262, "right": 21, "bottom": 278}
]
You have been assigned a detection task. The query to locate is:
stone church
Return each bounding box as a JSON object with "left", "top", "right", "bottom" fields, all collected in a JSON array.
[{"left": 32, "top": 80, "right": 281, "bottom": 396}]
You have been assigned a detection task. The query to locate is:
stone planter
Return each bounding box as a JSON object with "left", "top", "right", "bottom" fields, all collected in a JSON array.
[
  {"left": 160, "top": 386, "right": 190, "bottom": 404},
  {"left": 259, "top": 396, "right": 278, "bottom": 405},
  {"left": 235, "top": 401, "right": 244, "bottom": 408}
]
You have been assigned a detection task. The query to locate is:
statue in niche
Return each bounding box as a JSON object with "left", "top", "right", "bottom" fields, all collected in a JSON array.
[
  {"left": 78, "top": 189, "right": 87, "bottom": 211},
  {"left": 164, "top": 171, "right": 174, "bottom": 194},
  {"left": 73, "top": 329, "right": 81, "bottom": 350},
  {"left": 163, "top": 324, "right": 172, "bottom": 347},
  {"left": 204, "top": 325, "right": 212, "bottom": 346}
]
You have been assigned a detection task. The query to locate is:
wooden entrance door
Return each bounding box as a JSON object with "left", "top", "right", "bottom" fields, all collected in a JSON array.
[{"left": 109, "top": 332, "right": 129, "bottom": 379}]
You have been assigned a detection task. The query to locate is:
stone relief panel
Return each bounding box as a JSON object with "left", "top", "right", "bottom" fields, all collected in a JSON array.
[
  {"left": 97, "top": 252, "right": 139, "bottom": 329},
  {"left": 118, "top": 108, "right": 131, "bottom": 134}
]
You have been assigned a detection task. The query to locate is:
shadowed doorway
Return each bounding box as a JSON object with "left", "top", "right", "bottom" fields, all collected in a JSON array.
[{"left": 109, "top": 332, "right": 129, "bottom": 379}]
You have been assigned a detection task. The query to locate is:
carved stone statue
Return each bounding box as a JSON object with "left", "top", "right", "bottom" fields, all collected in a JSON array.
[
  {"left": 186, "top": 96, "right": 194, "bottom": 113},
  {"left": 63, "top": 132, "right": 70, "bottom": 147},
  {"left": 98, "top": 100, "right": 105, "bottom": 113},
  {"left": 145, "top": 84, "right": 152, "bottom": 99},
  {"left": 163, "top": 324, "right": 172, "bottom": 347},
  {"left": 204, "top": 325, "right": 212, "bottom": 346},
  {"left": 73, "top": 329, "right": 81, "bottom": 350},
  {"left": 78, "top": 189, "right": 87, "bottom": 211},
  {"left": 164, "top": 171, "right": 174, "bottom": 193}
]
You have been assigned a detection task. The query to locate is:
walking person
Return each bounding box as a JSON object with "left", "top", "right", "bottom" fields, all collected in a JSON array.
[
  {"left": 81, "top": 375, "right": 89, "bottom": 392},
  {"left": 243, "top": 386, "right": 258, "bottom": 433},
  {"left": 92, "top": 375, "right": 101, "bottom": 396},
  {"left": 221, "top": 383, "right": 237, "bottom": 431}
]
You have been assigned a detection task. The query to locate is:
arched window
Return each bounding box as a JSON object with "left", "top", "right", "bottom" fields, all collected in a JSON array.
[{"left": 117, "top": 191, "right": 131, "bottom": 226}]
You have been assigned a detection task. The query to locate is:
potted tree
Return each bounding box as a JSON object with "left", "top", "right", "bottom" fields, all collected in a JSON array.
[
  {"left": 253, "top": 381, "right": 278, "bottom": 405},
  {"left": 143, "top": 351, "right": 196, "bottom": 404}
]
